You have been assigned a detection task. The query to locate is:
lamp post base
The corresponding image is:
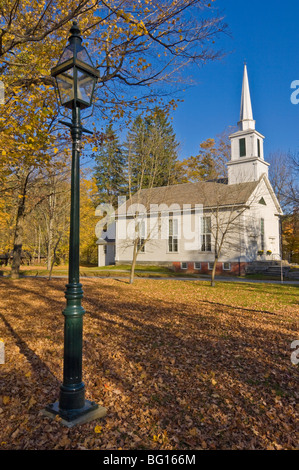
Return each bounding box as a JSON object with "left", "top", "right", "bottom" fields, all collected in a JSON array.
[{"left": 42, "top": 400, "right": 107, "bottom": 428}]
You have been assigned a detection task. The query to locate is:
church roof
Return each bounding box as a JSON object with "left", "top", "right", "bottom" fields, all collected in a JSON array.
[{"left": 119, "top": 179, "right": 260, "bottom": 214}]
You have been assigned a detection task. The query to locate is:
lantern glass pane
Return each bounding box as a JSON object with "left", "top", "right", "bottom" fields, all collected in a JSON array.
[
  {"left": 58, "top": 43, "right": 94, "bottom": 67},
  {"left": 58, "top": 44, "right": 74, "bottom": 64},
  {"left": 56, "top": 68, "right": 74, "bottom": 106},
  {"left": 77, "top": 46, "right": 93, "bottom": 66},
  {"left": 77, "top": 69, "right": 96, "bottom": 105}
]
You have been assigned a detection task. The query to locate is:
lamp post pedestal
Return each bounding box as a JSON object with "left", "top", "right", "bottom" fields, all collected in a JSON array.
[{"left": 43, "top": 400, "right": 107, "bottom": 428}]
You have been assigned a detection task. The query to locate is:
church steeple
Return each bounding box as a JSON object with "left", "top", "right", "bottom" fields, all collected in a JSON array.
[
  {"left": 227, "top": 65, "right": 269, "bottom": 185},
  {"left": 238, "top": 64, "right": 255, "bottom": 131}
]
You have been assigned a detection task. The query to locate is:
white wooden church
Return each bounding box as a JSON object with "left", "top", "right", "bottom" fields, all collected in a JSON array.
[{"left": 96, "top": 65, "right": 283, "bottom": 275}]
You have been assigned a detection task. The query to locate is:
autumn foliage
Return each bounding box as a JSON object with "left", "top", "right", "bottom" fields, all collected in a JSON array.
[{"left": 0, "top": 277, "right": 297, "bottom": 450}]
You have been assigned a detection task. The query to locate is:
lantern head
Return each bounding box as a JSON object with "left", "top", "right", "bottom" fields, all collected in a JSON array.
[{"left": 51, "top": 21, "right": 99, "bottom": 109}]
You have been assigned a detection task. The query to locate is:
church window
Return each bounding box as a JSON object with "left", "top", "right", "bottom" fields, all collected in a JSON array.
[
  {"left": 201, "top": 217, "right": 212, "bottom": 252},
  {"left": 168, "top": 217, "right": 178, "bottom": 252},
  {"left": 137, "top": 238, "right": 145, "bottom": 252},
  {"left": 257, "top": 139, "right": 261, "bottom": 157},
  {"left": 137, "top": 220, "right": 146, "bottom": 252},
  {"left": 239, "top": 138, "right": 246, "bottom": 157},
  {"left": 259, "top": 197, "right": 266, "bottom": 205}
]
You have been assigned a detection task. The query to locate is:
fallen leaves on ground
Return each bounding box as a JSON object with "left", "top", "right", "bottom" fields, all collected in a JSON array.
[{"left": 0, "top": 277, "right": 298, "bottom": 450}]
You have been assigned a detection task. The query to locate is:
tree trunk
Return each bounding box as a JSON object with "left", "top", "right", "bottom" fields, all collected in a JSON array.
[
  {"left": 47, "top": 193, "right": 56, "bottom": 270},
  {"left": 210, "top": 256, "right": 218, "bottom": 287},
  {"left": 11, "top": 215, "right": 24, "bottom": 278},
  {"left": 47, "top": 216, "right": 53, "bottom": 270},
  {"left": 11, "top": 179, "right": 28, "bottom": 279},
  {"left": 38, "top": 225, "right": 41, "bottom": 264},
  {"left": 49, "top": 233, "right": 61, "bottom": 280},
  {"left": 129, "top": 239, "right": 138, "bottom": 284}
]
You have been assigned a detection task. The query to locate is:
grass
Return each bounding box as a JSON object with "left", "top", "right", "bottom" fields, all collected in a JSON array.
[
  {"left": 2, "top": 263, "right": 298, "bottom": 282},
  {"left": 0, "top": 263, "right": 197, "bottom": 279},
  {"left": 136, "top": 278, "right": 299, "bottom": 313}
]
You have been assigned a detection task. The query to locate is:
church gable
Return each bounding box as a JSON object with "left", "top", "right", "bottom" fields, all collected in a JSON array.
[{"left": 247, "top": 175, "right": 283, "bottom": 215}]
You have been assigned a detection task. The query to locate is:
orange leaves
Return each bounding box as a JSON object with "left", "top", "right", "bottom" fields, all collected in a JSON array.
[
  {"left": 0, "top": 277, "right": 298, "bottom": 450},
  {"left": 282, "top": 214, "right": 299, "bottom": 261},
  {"left": 27, "top": 396, "right": 36, "bottom": 410},
  {"left": 94, "top": 425, "right": 103, "bottom": 434},
  {"left": 153, "top": 430, "right": 168, "bottom": 444},
  {"left": 2, "top": 396, "right": 10, "bottom": 405}
]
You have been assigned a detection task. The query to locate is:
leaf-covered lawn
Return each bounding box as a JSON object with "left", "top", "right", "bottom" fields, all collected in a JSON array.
[{"left": 0, "top": 277, "right": 298, "bottom": 450}]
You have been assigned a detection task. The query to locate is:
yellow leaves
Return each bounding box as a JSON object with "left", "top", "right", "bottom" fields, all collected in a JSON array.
[
  {"left": 153, "top": 430, "right": 168, "bottom": 444},
  {"left": 27, "top": 396, "right": 36, "bottom": 410},
  {"left": 41, "top": 107, "right": 51, "bottom": 117},
  {"left": 130, "top": 21, "right": 148, "bottom": 36},
  {"left": 2, "top": 396, "right": 10, "bottom": 405},
  {"left": 0, "top": 275, "right": 298, "bottom": 450},
  {"left": 115, "top": 9, "right": 149, "bottom": 36},
  {"left": 136, "top": 20, "right": 148, "bottom": 35},
  {"left": 189, "top": 427, "right": 199, "bottom": 437},
  {"left": 117, "top": 10, "right": 134, "bottom": 23}
]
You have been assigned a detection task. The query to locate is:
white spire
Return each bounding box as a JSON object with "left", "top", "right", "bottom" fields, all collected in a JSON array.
[{"left": 239, "top": 64, "right": 255, "bottom": 131}]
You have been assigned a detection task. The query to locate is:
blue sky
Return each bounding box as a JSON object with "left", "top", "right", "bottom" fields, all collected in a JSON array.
[{"left": 171, "top": 0, "right": 299, "bottom": 161}]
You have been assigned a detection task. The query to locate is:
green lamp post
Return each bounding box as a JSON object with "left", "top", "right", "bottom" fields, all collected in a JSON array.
[{"left": 44, "top": 21, "right": 106, "bottom": 426}]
